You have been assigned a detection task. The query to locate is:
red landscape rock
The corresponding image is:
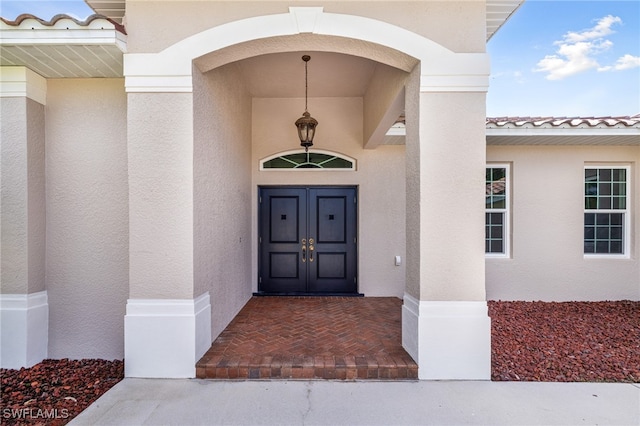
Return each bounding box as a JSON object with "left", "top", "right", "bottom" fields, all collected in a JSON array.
[
  {"left": 1, "top": 359, "right": 123, "bottom": 425},
  {"left": 1, "top": 301, "right": 638, "bottom": 424},
  {"left": 489, "top": 301, "right": 640, "bottom": 382}
]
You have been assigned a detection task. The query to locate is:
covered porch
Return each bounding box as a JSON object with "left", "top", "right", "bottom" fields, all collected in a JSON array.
[{"left": 196, "top": 296, "right": 418, "bottom": 380}]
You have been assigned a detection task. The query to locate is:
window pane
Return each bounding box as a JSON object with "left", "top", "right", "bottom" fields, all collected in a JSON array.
[
  {"left": 584, "top": 213, "right": 595, "bottom": 225},
  {"left": 584, "top": 226, "right": 594, "bottom": 239},
  {"left": 598, "top": 197, "right": 611, "bottom": 209},
  {"left": 584, "top": 213, "right": 625, "bottom": 255},
  {"left": 486, "top": 168, "right": 507, "bottom": 210},
  {"left": 490, "top": 240, "right": 503, "bottom": 253},
  {"left": 611, "top": 226, "right": 622, "bottom": 239},
  {"left": 263, "top": 152, "right": 354, "bottom": 169},
  {"left": 610, "top": 213, "right": 623, "bottom": 225},
  {"left": 612, "top": 169, "right": 627, "bottom": 182},
  {"left": 584, "top": 241, "right": 595, "bottom": 253},
  {"left": 613, "top": 183, "right": 625, "bottom": 195},
  {"left": 610, "top": 241, "right": 623, "bottom": 254},
  {"left": 599, "top": 169, "right": 611, "bottom": 181},
  {"left": 585, "top": 169, "right": 597, "bottom": 180},
  {"left": 485, "top": 212, "right": 505, "bottom": 254}
]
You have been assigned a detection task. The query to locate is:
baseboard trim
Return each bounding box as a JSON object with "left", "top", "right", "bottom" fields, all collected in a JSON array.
[
  {"left": 402, "top": 293, "right": 491, "bottom": 380},
  {"left": 0, "top": 291, "right": 49, "bottom": 369},
  {"left": 124, "top": 292, "right": 211, "bottom": 378}
]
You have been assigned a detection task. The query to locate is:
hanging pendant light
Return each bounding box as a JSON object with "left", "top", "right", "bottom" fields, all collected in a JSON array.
[{"left": 295, "top": 55, "right": 318, "bottom": 152}]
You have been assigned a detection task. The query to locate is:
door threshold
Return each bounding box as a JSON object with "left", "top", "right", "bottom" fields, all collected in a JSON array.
[{"left": 253, "top": 292, "right": 364, "bottom": 297}]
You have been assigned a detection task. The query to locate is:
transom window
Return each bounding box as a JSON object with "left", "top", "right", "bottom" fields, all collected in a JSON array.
[
  {"left": 584, "top": 166, "right": 629, "bottom": 256},
  {"left": 486, "top": 165, "right": 510, "bottom": 256},
  {"left": 260, "top": 150, "right": 356, "bottom": 171}
]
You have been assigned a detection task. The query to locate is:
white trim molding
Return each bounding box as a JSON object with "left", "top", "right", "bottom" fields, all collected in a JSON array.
[
  {"left": 402, "top": 293, "right": 491, "bottom": 380},
  {"left": 0, "top": 67, "right": 47, "bottom": 105},
  {"left": 0, "top": 291, "right": 49, "bottom": 369},
  {"left": 124, "top": 292, "right": 211, "bottom": 378},
  {"left": 124, "top": 7, "right": 488, "bottom": 93}
]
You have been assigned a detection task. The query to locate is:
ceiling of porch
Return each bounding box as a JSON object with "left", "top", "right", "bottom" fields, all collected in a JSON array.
[{"left": 233, "top": 51, "right": 378, "bottom": 98}]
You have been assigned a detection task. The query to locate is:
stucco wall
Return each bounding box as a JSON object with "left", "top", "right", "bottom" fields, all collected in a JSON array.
[
  {"left": 46, "top": 79, "right": 128, "bottom": 359},
  {"left": 1, "top": 97, "right": 45, "bottom": 295},
  {"left": 486, "top": 145, "right": 640, "bottom": 301},
  {"left": 193, "top": 64, "right": 253, "bottom": 339},
  {"left": 252, "top": 97, "right": 406, "bottom": 297},
  {"left": 125, "top": 1, "right": 485, "bottom": 54}
]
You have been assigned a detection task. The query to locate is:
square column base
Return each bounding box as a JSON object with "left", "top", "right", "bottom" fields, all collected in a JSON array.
[
  {"left": 402, "top": 294, "right": 491, "bottom": 380},
  {"left": 0, "top": 291, "right": 49, "bottom": 369},
  {"left": 124, "top": 292, "right": 211, "bottom": 378}
]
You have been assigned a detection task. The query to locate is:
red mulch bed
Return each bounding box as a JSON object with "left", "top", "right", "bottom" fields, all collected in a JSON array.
[
  {"left": 489, "top": 300, "right": 640, "bottom": 382},
  {"left": 1, "top": 359, "right": 123, "bottom": 425},
  {"left": 1, "top": 301, "right": 638, "bottom": 424}
]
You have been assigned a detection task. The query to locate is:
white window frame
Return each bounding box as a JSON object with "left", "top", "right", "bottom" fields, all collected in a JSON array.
[
  {"left": 485, "top": 163, "right": 511, "bottom": 258},
  {"left": 584, "top": 164, "right": 631, "bottom": 259}
]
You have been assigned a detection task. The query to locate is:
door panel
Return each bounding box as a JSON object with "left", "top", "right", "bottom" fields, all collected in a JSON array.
[
  {"left": 259, "top": 186, "right": 357, "bottom": 294},
  {"left": 259, "top": 188, "right": 306, "bottom": 293},
  {"left": 307, "top": 188, "right": 357, "bottom": 293}
]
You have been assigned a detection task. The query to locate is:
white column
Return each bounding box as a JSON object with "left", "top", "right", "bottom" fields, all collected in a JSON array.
[
  {"left": 0, "top": 67, "right": 48, "bottom": 369},
  {"left": 124, "top": 65, "right": 213, "bottom": 377},
  {"left": 403, "top": 61, "right": 491, "bottom": 380}
]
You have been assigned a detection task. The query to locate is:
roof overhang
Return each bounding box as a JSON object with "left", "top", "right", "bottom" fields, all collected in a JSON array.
[
  {"left": 85, "top": 1, "right": 125, "bottom": 24},
  {"left": 0, "top": 15, "right": 126, "bottom": 78},
  {"left": 84, "top": 0, "right": 525, "bottom": 40},
  {"left": 386, "top": 116, "right": 640, "bottom": 146},
  {"left": 486, "top": 1, "right": 524, "bottom": 41},
  {"left": 486, "top": 116, "right": 640, "bottom": 145}
]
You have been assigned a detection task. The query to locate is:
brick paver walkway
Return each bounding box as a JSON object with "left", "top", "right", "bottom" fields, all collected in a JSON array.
[{"left": 196, "top": 296, "right": 418, "bottom": 380}]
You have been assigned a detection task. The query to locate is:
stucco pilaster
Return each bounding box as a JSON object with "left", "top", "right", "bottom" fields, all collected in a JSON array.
[
  {"left": 127, "top": 92, "right": 194, "bottom": 299},
  {"left": 417, "top": 90, "right": 487, "bottom": 301},
  {"left": 403, "top": 58, "right": 491, "bottom": 380},
  {"left": 0, "top": 67, "right": 48, "bottom": 368},
  {"left": 0, "top": 68, "right": 46, "bottom": 296}
]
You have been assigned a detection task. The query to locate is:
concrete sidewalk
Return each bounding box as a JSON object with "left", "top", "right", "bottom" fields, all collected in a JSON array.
[{"left": 71, "top": 379, "right": 640, "bottom": 425}]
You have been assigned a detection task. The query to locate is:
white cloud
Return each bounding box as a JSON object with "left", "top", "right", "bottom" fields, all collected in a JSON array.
[
  {"left": 598, "top": 54, "right": 640, "bottom": 72},
  {"left": 534, "top": 15, "right": 627, "bottom": 80},
  {"left": 563, "top": 15, "right": 621, "bottom": 43}
]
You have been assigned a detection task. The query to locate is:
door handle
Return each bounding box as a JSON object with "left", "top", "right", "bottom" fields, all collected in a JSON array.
[
  {"left": 309, "top": 238, "right": 314, "bottom": 262},
  {"left": 301, "top": 239, "right": 307, "bottom": 263}
]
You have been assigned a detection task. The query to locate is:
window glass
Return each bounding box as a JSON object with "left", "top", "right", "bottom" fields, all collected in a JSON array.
[
  {"left": 486, "top": 166, "right": 509, "bottom": 256},
  {"left": 262, "top": 152, "right": 354, "bottom": 170},
  {"left": 584, "top": 167, "right": 628, "bottom": 255}
]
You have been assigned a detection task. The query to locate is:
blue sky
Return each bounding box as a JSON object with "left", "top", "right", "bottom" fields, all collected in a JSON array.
[
  {"left": 488, "top": 0, "right": 640, "bottom": 117},
  {"left": 2, "top": 0, "right": 639, "bottom": 118}
]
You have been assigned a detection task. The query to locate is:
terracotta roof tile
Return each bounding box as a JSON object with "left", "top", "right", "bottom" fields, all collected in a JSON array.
[
  {"left": 0, "top": 13, "right": 126, "bottom": 35},
  {"left": 486, "top": 115, "right": 640, "bottom": 128}
]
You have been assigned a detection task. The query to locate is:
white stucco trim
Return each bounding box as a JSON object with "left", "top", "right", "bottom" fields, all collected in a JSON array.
[
  {"left": 402, "top": 293, "right": 491, "bottom": 380},
  {"left": 124, "top": 292, "right": 211, "bottom": 378},
  {"left": 0, "top": 291, "right": 49, "bottom": 369},
  {"left": 124, "top": 8, "right": 489, "bottom": 93},
  {"left": 0, "top": 66, "right": 47, "bottom": 105}
]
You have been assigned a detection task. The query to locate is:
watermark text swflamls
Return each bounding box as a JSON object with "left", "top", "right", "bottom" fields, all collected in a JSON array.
[{"left": 2, "top": 408, "right": 70, "bottom": 420}]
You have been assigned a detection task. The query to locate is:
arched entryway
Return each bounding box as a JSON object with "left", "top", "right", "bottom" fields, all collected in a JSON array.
[{"left": 124, "top": 7, "right": 491, "bottom": 380}]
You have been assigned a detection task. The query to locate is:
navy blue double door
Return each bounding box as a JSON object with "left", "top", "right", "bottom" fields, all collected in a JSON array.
[{"left": 258, "top": 186, "right": 358, "bottom": 295}]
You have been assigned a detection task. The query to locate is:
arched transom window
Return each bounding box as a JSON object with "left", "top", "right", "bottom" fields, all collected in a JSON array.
[{"left": 260, "top": 150, "right": 356, "bottom": 171}]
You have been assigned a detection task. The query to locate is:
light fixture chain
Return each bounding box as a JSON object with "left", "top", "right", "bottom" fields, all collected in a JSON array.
[{"left": 305, "top": 58, "right": 308, "bottom": 112}]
